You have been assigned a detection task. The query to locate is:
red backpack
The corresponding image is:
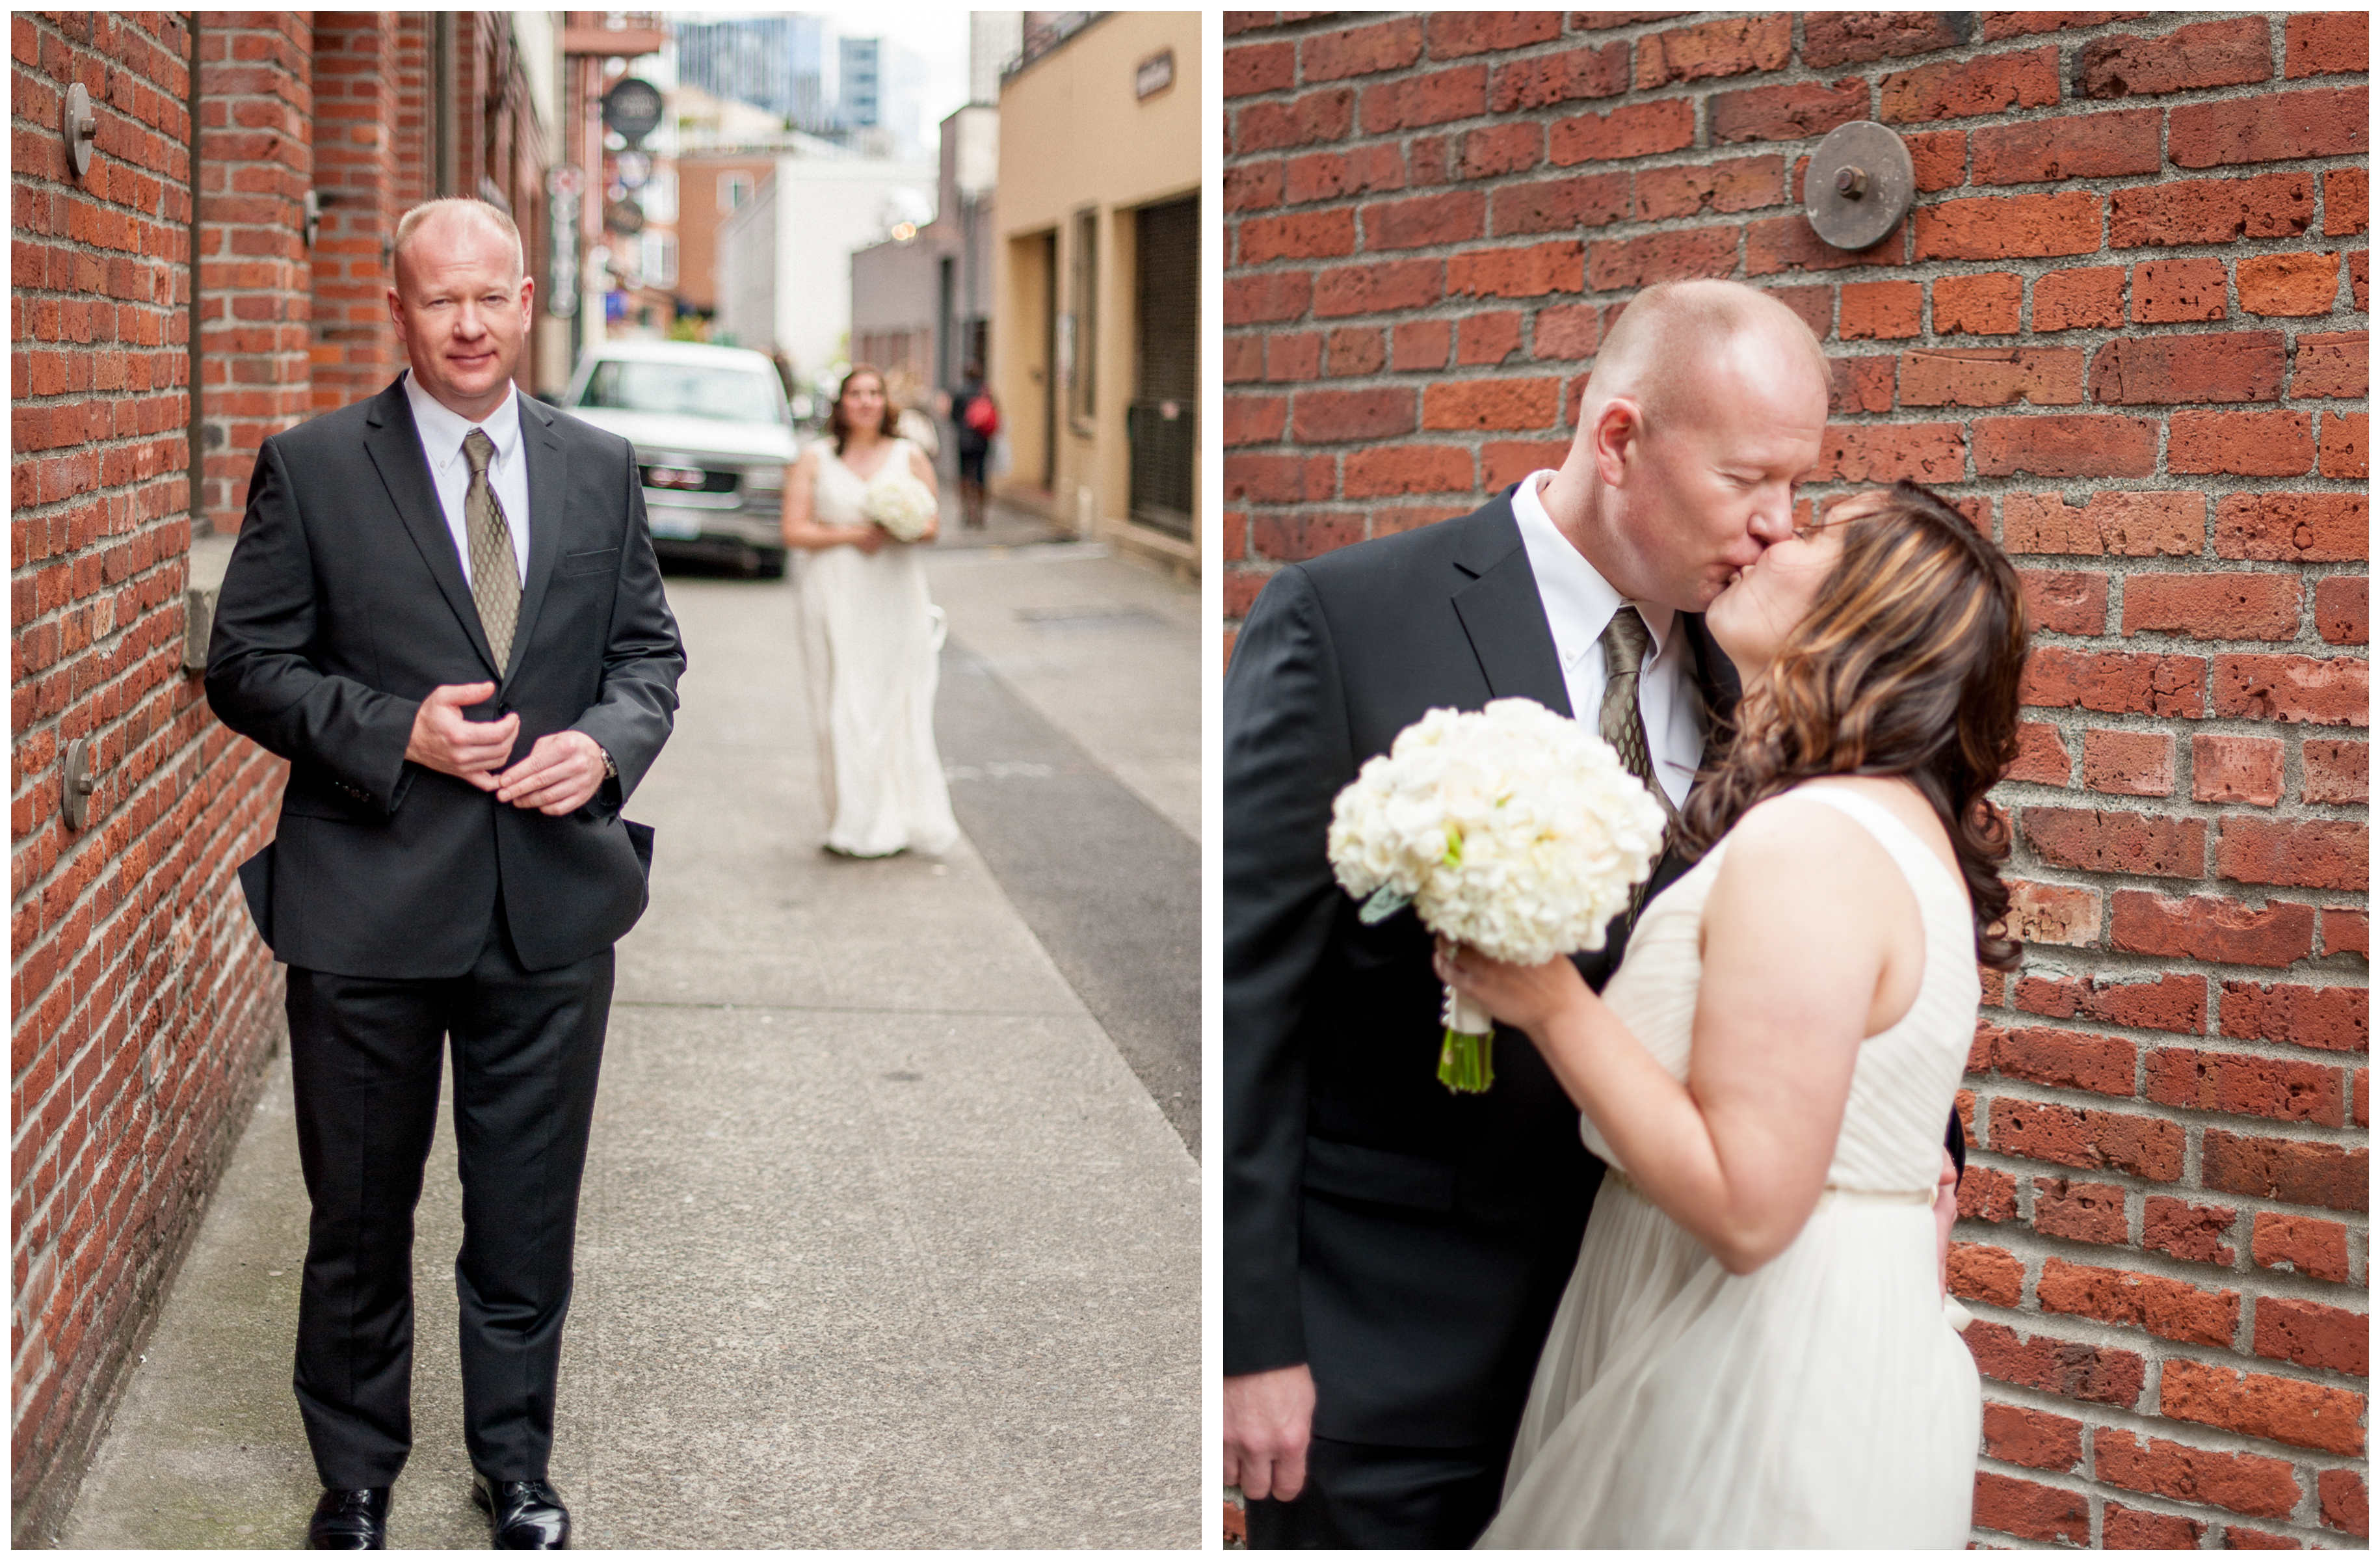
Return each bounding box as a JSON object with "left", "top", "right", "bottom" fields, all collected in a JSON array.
[{"left": 962, "top": 392, "right": 1000, "bottom": 435}]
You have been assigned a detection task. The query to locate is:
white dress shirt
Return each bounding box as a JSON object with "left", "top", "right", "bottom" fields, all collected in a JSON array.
[
  {"left": 404, "top": 370, "right": 531, "bottom": 592},
  {"left": 1511, "top": 470, "right": 1703, "bottom": 809}
]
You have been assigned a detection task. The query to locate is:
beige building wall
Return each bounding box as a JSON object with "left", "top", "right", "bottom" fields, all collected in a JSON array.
[{"left": 992, "top": 12, "right": 1201, "bottom": 571}]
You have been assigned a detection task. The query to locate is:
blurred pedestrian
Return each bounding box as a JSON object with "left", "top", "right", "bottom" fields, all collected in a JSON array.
[
  {"left": 779, "top": 365, "right": 960, "bottom": 857},
  {"left": 884, "top": 365, "right": 942, "bottom": 460},
  {"left": 951, "top": 360, "right": 996, "bottom": 529}
]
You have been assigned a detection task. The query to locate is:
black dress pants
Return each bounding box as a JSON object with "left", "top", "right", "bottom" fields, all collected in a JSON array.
[
  {"left": 1245, "top": 1433, "right": 1513, "bottom": 1549},
  {"left": 285, "top": 907, "right": 612, "bottom": 1489}
]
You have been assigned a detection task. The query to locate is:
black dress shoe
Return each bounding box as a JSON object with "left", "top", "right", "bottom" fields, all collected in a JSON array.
[
  {"left": 472, "top": 1472, "right": 571, "bottom": 1549},
  {"left": 306, "top": 1488, "right": 390, "bottom": 1549}
]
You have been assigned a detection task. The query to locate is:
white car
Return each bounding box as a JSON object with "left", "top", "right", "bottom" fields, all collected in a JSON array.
[{"left": 561, "top": 340, "right": 801, "bottom": 577}]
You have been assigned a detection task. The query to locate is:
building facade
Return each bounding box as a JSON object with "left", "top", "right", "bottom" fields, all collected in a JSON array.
[
  {"left": 851, "top": 105, "right": 1001, "bottom": 403},
  {"left": 1223, "top": 10, "right": 2366, "bottom": 1549},
  {"left": 8, "top": 11, "right": 666, "bottom": 1538},
  {"left": 994, "top": 10, "right": 1203, "bottom": 567}
]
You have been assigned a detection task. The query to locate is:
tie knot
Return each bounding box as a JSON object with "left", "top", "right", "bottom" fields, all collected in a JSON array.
[
  {"left": 462, "top": 427, "right": 496, "bottom": 475},
  {"left": 1600, "top": 604, "right": 1652, "bottom": 679}
]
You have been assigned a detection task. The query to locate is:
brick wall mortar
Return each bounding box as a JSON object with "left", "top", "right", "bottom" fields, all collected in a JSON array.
[
  {"left": 10, "top": 10, "right": 289, "bottom": 1541},
  {"left": 1224, "top": 10, "right": 2366, "bottom": 1548}
]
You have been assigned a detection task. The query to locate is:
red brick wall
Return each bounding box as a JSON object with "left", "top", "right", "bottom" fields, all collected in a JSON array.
[
  {"left": 1224, "top": 10, "right": 2367, "bottom": 1548},
  {"left": 10, "top": 11, "right": 288, "bottom": 1543},
  {"left": 196, "top": 12, "right": 313, "bottom": 533},
  {"left": 310, "top": 12, "right": 403, "bottom": 415}
]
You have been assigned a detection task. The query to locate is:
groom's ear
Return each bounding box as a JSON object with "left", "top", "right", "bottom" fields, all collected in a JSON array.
[{"left": 1589, "top": 397, "right": 1643, "bottom": 488}]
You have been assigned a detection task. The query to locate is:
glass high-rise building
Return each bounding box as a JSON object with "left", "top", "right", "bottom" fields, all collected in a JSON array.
[{"left": 678, "top": 15, "right": 833, "bottom": 134}]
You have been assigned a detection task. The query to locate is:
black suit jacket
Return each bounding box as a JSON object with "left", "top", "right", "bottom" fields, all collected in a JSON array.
[
  {"left": 207, "top": 377, "right": 685, "bottom": 978},
  {"left": 1223, "top": 492, "right": 1740, "bottom": 1447}
]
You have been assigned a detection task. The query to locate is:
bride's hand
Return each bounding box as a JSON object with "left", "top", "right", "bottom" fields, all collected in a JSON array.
[
  {"left": 1433, "top": 939, "right": 1589, "bottom": 1037},
  {"left": 849, "top": 524, "right": 887, "bottom": 555}
]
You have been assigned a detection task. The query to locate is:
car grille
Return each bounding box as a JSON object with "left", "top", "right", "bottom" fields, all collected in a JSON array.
[{"left": 641, "top": 462, "right": 739, "bottom": 495}]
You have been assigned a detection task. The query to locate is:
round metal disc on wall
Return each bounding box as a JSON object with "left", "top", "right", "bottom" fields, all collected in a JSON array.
[{"left": 1806, "top": 120, "right": 1914, "bottom": 252}]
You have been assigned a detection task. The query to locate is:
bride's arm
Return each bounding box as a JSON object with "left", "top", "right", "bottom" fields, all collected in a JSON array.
[
  {"left": 1440, "top": 801, "right": 1898, "bottom": 1274},
  {"left": 778, "top": 449, "right": 882, "bottom": 553}
]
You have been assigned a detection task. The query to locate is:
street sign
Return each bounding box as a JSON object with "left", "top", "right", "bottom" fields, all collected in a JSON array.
[{"left": 602, "top": 77, "right": 663, "bottom": 147}]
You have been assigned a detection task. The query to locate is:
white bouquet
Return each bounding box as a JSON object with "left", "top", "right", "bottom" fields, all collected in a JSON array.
[
  {"left": 862, "top": 470, "right": 938, "bottom": 542},
  {"left": 1327, "top": 697, "right": 1668, "bottom": 1093}
]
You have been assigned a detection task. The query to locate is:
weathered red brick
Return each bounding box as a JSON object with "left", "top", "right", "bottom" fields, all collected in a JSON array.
[
  {"left": 2147, "top": 1043, "right": 2347, "bottom": 1125},
  {"left": 2319, "top": 1469, "right": 2370, "bottom": 1538},
  {"left": 1420, "top": 378, "right": 1560, "bottom": 433},
  {"left": 2160, "top": 1357, "right": 2366, "bottom": 1455},
  {"left": 2003, "top": 490, "right": 2204, "bottom": 557},
  {"left": 2239, "top": 250, "right": 2344, "bottom": 316},
  {"left": 1975, "top": 108, "right": 2160, "bottom": 185},
  {"left": 1881, "top": 46, "right": 2059, "bottom": 122},
  {"left": 2143, "top": 1195, "right": 2239, "bottom": 1266},
  {"left": 2111, "top": 890, "right": 2316, "bottom": 968},
  {"left": 2320, "top": 412, "right": 2368, "bottom": 481},
  {"left": 2301, "top": 738, "right": 2367, "bottom": 805},
  {"left": 1632, "top": 155, "right": 1785, "bottom": 222},
  {"left": 1224, "top": 40, "right": 1295, "bottom": 98},
  {"left": 2204, "top": 1129, "right": 2368, "bottom": 1212},
  {"left": 2193, "top": 734, "right": 2286, "bottom": 808},
  {"left": 1964, "top": 1319, "right": 2147, "bottom": 1408},
  {"left": 2080, "top": 16, "right": 2271, "bottom": 98},
  {"left": 2255, "top": 1296, "right": 2366, "bottom": 1375},
  {"left": 1492, "top": 172, "right": 1629, "bottom": 239},
  {"left": 2026, "top": 807, "right": 2205, "bottom": 879},
  {"left": 1238, "top": 207, "right": 1358, "bottom": 265},
  {"left": 1291, "top": 387, "right": 1415, "bottom": 444},
  {"left": 2032, "top": 265, "right": 2127, "bottom": 330},
  {"left": 1341, "top": 444, "right": 1474, "bottom": 499},
  {"left": 2031, "top": 1175, "right": 2132, "bottom": 1242},
  {"left": 1312, "top": 258, "right": 1442, "bottom": 319},
  {"left": 2009, "top": 720, "right": 2073, "bottom": 786},
  {"left": 1488, "top": 41, "right": 1630, "bottom": 113},
  {"left": 1709, "top": 76, "right": 1869, "bottom": 144},
  {"left": 2132, "top": 256, "right": 2230, "bottom": 323},
  {"left": 2017, "top": 970, "right": 2204, "bottom": 1033},
  {"left": 1547, "top": 98, "right": 1697, "bottom": 165},
  {"left": 2005, "top": 878, "right": 2104, "bottom": 946},
  {"left": 1933, "top": 271, "right": 2022, "bottom": 336},
  {"left": 2168, "top": 410, "right": 2318, "bottom": 477},
  {"left": 2110, "top": 172, "right": 2318, "bottom": 248},
  {"left": 1300, "top": 18, "right": 1425, "bottom": 84},
  {"left": 2124, "top": 572, "right": 2303, "bottom": 641},
  {"left": 1226, "top": 270, "right": 1316, "bottom": 326},
  {"left": 2089, "top": 330, "right": 2287, "bottom": 405},
  {"left": 1633, "top": 13, "right": 1790, "bottom": 88},
  {"left": 2097, "top": 1428, "right": 2303, "bottom": 1521},
  {"left": 1916, "top": 191, "right": 2101, "bottom": 260},
  {"left": 1901, "top": 347, "right": 2085, "bottom": 407},
  {"left": 1972, "top": 1469, "right": 2090, "bottom": 1544},
  {"left": 1803, "top": 12, "right": 1966, "bottom": 67},
  {"left": 2214, "top": 494, "right": 2368, "bottom": 565},
  {"left": 2170, "top": 87, "right": 2369, "bottom": 169},
  {"left": 1359, "top": 190, "right": 1484, "bottom": 252},
  {"left": 1981, "top": 1402, "right": 2083, "bottom": 1473},
  {"left": 1358, "top": 64, "right": 1488, "bottom": 135},
  {"left": 2078, "top": 729, "right": 2171, "bottom": 797},
  {"left": 2212, "top": 654, "right": 2368, "bottom": 726},
  {"left": 1446, "top": 241, "right": 1584, "bottom": 300},
  {"left": 1974, "top": 414, "right": 2158, "bottom": 477},
  {"left": 1586, "top": 228, "right": 1740, "bottom": 291},
  {"left": 2103, "top": 1502, "right": 2208, "bottom": 1549},
  {"left": 1234, "top": 88, "right": 1358, "bottom": 154},
  {"left": 1948, "top": 1240, "right": 2024, "bottom": 1306},
  {"left": 2218, "top": 816, "right": 2367, "bottom": 892},
  {"left": 1989, "top": 1098, "right": 2184, "bottom": 1179},
  {"left": 1425, "top": 11, "right": 1564, "bottom": 60},
  {"left": 1811, "top": 423, "right": 1966, "bottom": 485},
  {"left": 2292, "top": 331, "right": 2368, "bottom": 399}
]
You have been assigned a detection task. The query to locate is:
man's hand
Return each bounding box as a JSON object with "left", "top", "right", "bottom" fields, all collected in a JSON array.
[
  {"left": 1223, "top": 1363, "right": 1316, "bottom": 1504},
  {"left": 493, "top": 730, "right": 609, "bottom": 816},
  {"left": 406, "top": 681, "right": 518, "bottom": 792},
  {"left": 1934, "top": 1147, "right": 1960, "bottom": 1297}
]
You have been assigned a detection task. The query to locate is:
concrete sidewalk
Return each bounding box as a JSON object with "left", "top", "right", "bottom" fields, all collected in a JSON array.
[{"left": 58, "top": 542, "right": 1201, "bottom": 1548}]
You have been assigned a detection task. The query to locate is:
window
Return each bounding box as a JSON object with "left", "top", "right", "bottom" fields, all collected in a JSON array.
[
  {"left": 1069, "top": 207, "right": 1098, "bottom": 427},
  {"left": 641, "top": 230, "right": 678, "bottom": 287},
  {"left": 719, "top": 172, "right": 752, "bottom": 211}
]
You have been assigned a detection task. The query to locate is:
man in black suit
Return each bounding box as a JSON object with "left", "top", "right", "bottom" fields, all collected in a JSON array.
[
  {"left": 1223, "top": 279, "right": 1961, "bottom": 1548},
  {"left": 207, "top": 198, "right": 684, "bottom": 1549}
]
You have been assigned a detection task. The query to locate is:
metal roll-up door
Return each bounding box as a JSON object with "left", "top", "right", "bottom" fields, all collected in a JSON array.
[{"left": 1130, "top": 194, "right": 1198, "bottom": 539}]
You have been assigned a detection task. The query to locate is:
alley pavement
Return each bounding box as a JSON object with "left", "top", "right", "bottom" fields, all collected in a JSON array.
[{"left": 58, "top": 517, "right": 1201, "bottom": 1549}]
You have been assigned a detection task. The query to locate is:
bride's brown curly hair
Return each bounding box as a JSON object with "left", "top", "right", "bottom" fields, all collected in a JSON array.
[{"left": 1679, "top": 479, "right": 2032, "bottom": 970}]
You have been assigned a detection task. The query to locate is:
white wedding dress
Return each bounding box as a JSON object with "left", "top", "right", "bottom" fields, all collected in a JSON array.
[
  {"left": 793, "top": 438, "right": 960, "bottom": 857},
  {"left": 1479, "top": 784, "right": 1981, "bottom": 1549}
]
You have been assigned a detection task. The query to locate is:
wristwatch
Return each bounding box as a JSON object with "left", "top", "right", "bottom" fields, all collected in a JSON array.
[{"left": 599, "top": 746, "right": 618, "bottom": 781}]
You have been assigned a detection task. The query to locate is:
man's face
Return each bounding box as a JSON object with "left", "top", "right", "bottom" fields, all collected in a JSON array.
[
  {"left": 1617, "top": 329, "right": 1829, "bottom": 612},
  {"left": 389, "top": 217, "right": 533, "bottom": 421}
]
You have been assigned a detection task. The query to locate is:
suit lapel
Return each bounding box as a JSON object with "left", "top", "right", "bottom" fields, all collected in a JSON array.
[
  {"left": 508, "top": 394, "right": 568, "bottom": 687},
  {"left": 1448, "top": 494, "right": 1572, "bottom": 719},
  {"left": 364, "top": 379, "right": 501, "bottom": 676}
]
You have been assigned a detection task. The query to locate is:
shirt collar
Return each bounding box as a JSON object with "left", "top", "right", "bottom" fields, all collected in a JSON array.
[
  {"left": 1509, "top": 470, "right": 1674, "bottom": 672},
  {"left": 403, "top": 369, "right": 521, "bottom": 471}
]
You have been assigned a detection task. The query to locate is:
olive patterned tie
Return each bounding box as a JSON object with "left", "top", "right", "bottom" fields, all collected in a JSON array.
[
  {"left": 462, "top": 427, "right": 519, "bottom": 671},
  {"left": 1598, "top": 604, "right": 1683, "bottom": 918}
]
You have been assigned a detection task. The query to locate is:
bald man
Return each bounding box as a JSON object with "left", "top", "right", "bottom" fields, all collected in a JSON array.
[
  {"left": 1223, "top": 280, "right": 1957, "bottom": 1547},
  {"left": 209, "top": 198, "right": 683, "bottom": 1549}
]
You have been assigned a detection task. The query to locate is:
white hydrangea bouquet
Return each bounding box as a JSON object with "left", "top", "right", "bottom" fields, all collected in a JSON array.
[
  {"left": 1327, "top": 697, "right": 1668, "bottom": 1093},
  {"left": 862, "top": 470, "right": 938, "bottom": 542}
]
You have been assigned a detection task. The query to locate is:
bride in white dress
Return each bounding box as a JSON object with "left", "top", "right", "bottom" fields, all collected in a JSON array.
[
  {"left": 1444, "top": 481, "right": 2029, "bottom": 1547},
  {"left": 779, "top": 366, "right": 959, "bottom": 858}
]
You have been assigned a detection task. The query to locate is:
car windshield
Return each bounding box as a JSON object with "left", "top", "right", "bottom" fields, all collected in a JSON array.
[{"left": 578, "top": 360, "right": 782, "bottom": 422}]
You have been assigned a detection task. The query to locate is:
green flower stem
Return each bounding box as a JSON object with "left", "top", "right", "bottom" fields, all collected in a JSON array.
[{"left": 1438, "top": 1028, "right": 1494, "bottom": 1094}]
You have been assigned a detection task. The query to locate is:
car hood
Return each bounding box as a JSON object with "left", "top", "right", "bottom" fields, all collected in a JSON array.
[{"left": 565, "top": 408, "right": 800, "bottom": 464}]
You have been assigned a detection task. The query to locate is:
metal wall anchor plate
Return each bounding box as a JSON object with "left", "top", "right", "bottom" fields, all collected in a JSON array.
[
  {"left": 1806, "top": 120, "right": 1914, "bottom": 252},
  {"left": 64, "top": 737, "right": 96, "bottom": 831},
  {"left": 65, "top": 83, "right": 96, "bottom": 179}
]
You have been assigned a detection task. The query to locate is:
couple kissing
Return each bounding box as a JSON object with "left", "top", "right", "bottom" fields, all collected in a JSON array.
[{"left": 1223, "top": 278, "right": 2028, "bottom": 1548}]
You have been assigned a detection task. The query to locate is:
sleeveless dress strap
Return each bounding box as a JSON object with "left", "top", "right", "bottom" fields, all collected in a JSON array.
[{"left": 1777, "top": 784, "right": 1965, "bottom": 907}]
